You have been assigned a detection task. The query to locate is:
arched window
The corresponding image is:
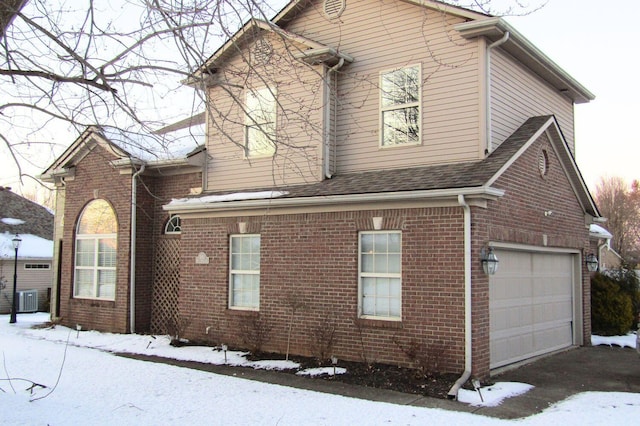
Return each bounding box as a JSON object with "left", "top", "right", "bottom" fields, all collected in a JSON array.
[
  {"left": 164, "top": 215, "right": 181, "bottom": 234},
  {"left": 75, "top": 199, "right": 117, "bottom": 300}
]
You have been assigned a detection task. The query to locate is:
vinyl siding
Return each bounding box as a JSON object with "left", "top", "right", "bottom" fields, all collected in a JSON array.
[
  {"left": 286, "top": 0, "right": 482, "bottom": 173},
  {"left": 0, "top": 259, "right": 52, "bottom": 313},
  {"left": 205, "top": 32, "right": 325, "bottom": 191},
  {"left": 491, "top": 48, "right": 575, "bottom": 153}
]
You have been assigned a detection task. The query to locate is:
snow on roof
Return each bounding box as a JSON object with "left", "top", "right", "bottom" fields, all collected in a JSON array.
[
  {"left": 101, "top": 124, "right": 204, "bottom": 162},
  {"left": 168, "top": 191, "right": 289, "bottom": 206},
  {"left": 0, "top": 232, "right": 53, "bottom": 259},
  {"left": 1, "top": 218, "right": 25, "bottom": 225},
  {"left": 590, "top": 224, "right": 613, "bottom": 240}
]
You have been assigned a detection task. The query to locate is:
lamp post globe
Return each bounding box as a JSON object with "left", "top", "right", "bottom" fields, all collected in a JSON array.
[{"left": 9, "top": 234, "right": 22, "bottom": 324}]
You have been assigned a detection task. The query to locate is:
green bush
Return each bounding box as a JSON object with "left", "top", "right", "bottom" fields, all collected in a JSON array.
[{"left": 591, "top": 272, "right": 634, "bottom": 336}]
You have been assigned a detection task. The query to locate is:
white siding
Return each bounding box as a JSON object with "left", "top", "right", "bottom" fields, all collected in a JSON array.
[
  {"left": 491, "top": 48, "right": 575, "bottom": 153},
  {"left": 0, "top": 259, "right": 52, "bottom": 313}
]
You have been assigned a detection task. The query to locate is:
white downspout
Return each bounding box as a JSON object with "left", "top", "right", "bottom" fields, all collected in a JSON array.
[
  {"left": 448, "top": 194, "right": 472, "bottom": 399},
  {"left": 130, "top": 164, "right": 145, "bottom": 333},
  {"left": 324, "top": 58, "right": 345, "bottom": 179},
  {"left": 486, "top": 31, "right": 510, "bottom": 154}
]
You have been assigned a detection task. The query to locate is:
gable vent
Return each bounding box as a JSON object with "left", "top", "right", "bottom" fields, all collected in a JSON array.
[
  {"left": 252, "top": 39, "right": 273, "bottom": 64},
  {"left": 324, "top": 0, "right": 345, "bottom": 19},
  {"left": 538, "top": 149, "right": 549, "bottom": 177}
]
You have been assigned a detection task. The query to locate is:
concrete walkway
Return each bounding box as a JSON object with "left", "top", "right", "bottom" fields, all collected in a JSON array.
[{"left": 120, "top": 345, "right": 639, "bottom": 420}]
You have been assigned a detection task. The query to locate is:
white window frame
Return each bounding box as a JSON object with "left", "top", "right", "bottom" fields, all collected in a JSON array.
[
  {"left": 74, "top": 200, "right": 117, "bottom": 301},
  {"left": 245, "top": 87, "right": 276, "bottom": 158},
  {"left": 229, "top": 234, "right": 260, "bottom": 310},
  {"left": 358, "top": 230, "right": 402, "bottom": 320},
  {"left": 379, "top": 64, "right": 422, "bottom": 148},
  {"left": 164, "top": 214, "right": 181, "bottom": 234}
]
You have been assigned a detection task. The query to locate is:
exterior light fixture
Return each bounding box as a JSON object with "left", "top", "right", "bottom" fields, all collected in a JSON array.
[
  {"left": 481, "top": 246, "right": 499, "bottom": 275},
  {"left": 9, "top": 234, "right": 22, "bottom": 324},
  {"left": 585, "top": 253, "right": 599, "bottom": 272}
]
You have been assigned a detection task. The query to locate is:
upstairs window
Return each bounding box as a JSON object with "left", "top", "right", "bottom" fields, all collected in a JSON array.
[
  {"left": 245, "top": 87, "right": 276, "bottom": 157},
  {"left": 380, "top": 65, "right": 421, "bottom": 147},
  {"left": 74, "top": 199, "right": 117, "bottom": 300}
]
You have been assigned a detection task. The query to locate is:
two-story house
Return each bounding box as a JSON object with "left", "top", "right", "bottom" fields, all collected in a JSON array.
[{"left": 42, "top": 0, "right": 600, "bottom": 387}]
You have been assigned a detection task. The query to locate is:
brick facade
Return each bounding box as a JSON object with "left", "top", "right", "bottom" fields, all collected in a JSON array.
[{"left": 57, "top": 143, "right": 201, "bottom": 334}]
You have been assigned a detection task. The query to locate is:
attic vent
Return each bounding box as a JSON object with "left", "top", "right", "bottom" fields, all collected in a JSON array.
[
  {"left": 324, "top": 0, "right": 345, "bottom": 19},
  {"left": 538, "top": 149, "right": 549, "bottom": 177},
  {"left": 252, "top": 39, "right": 273, "bottom": 64}
]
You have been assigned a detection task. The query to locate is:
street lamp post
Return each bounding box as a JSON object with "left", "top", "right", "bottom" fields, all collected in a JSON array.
[{"left": 9, "top": 234, "right": 22, "bottom": 324}]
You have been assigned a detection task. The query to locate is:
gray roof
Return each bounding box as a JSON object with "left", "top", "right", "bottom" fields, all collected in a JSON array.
[
  {"left": 0, "top": 187, "right": 53, "bottom": 240},
  {"left": 200, "top": 116, "right": 554, "bottom": 199}
]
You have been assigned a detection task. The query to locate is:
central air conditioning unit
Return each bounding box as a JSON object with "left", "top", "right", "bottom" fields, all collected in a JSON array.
[{"left": 18, "top": 290, "right": 38, "bottom": 313}]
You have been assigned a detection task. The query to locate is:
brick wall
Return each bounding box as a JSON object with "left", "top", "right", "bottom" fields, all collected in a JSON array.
[
  {"left": 178, "top": 207, "right": 467, "bottom": 372},
  {"left": 471, "top": 132, "right": 592, "bottom": 375},
  {"left": 59, "top": 144, "right": 133, "bottom": 333}
]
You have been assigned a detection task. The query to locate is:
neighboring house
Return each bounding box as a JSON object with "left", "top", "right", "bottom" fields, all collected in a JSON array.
[
  {"left": 42, "top": 0, "right": 601, "bottom": 384},
  {"left": 0, "top": 186, "right": 54, "bottom": 313},
  {"left": 589, "top": 224, "right": 623, "bottom": 271}
]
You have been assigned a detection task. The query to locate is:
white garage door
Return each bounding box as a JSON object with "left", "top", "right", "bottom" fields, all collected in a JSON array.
[{"left": 490, "top": 249, "right": 575, "bottom": 369}]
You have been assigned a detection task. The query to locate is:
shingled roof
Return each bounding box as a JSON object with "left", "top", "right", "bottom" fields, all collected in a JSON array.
[
  {"left": 0, "top": 187, "right": 53, "bottom": 240},
  {"left": 166, "top": 115, "right": 599, "bottom": 219}
]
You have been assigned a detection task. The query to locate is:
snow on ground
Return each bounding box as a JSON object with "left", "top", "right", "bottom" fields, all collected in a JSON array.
[
  {"left": 458, "top": 382, "right": 534, "bottom": 407},
  {"left": 1, "top": 313, "right": 639, "bottom": 425},
  {"left": 591, "top": 333, "right": 637, "bottom": 349}
]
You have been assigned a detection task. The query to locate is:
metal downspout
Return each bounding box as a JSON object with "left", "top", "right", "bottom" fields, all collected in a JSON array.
[
  {"left": 486, "top": 31, "right": 510, "bottom": 154},
  {"left": 130, "top": 164, "right": 145, "bottom": 333},
  {"left": 448, "top": 194, "right": 472, "bottom": 399},
  {"left": 324, "top": 58, "right": 345, "bottom": 179}
]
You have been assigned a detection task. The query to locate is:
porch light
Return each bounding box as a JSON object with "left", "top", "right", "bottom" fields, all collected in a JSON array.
[
  {"left": 481, "top": 246, "right": 499, "bottom": 275},
  {"left": 585, "top": 253, "right": 599, "bottom": 272}
]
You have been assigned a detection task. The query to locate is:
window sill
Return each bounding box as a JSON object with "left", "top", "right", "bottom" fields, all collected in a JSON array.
[
  {"left": 71, "top": 298, "right": 116, "bottom": 308},
  {"left": 379, "top": 141, "right": 422, "bottom": 150},
  {"left": 355, "top": 317, "right": 403, "bottom": 330}
]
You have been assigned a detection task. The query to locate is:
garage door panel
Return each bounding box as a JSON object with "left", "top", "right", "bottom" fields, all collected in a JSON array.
[{"left": 490, "top": 250, "right": 575, "bottom": 369}]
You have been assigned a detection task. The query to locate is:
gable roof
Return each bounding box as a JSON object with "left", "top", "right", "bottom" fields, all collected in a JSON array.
[
  {"left": 41, "top": 124, "right": 205, "bottom": 182},
  {"left": 166, "top": 115, "right": 599, "bottom": 219},
  {"left": 190, "top": 19, "right": 354, "bottom": 83},
  {"left": 0, "top": 187, "right": 54, "bottom": 260}
]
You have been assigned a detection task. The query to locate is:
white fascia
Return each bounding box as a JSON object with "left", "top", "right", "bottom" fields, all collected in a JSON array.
[{"left": 163, "top": 186, "right": 505, "bottom": 214}]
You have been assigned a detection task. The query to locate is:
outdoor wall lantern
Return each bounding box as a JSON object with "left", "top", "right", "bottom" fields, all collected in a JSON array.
[
  {"left": 585, "top": 253, "right": 599, "bottom": 272},
  {"left": 9, "top": 234, "right": 22, "bottom": 324},
  {"left": 481, "top": 246, "right": 499, "bottom": 275}
]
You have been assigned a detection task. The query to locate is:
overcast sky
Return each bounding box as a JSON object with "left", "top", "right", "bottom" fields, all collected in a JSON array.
[
  {"left": 1, "top": 0, "right": 635, "bottom": 193},
  {"left": 505, "top": 0, "right": 640, "bottom": 189}
]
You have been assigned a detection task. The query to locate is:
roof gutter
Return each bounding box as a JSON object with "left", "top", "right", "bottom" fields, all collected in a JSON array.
[
  {"left": 130, "top": 164, "right": 145, "bottom": 334},
  {"left": 164, "top": 186, "right": 505, "bottom": 213}
]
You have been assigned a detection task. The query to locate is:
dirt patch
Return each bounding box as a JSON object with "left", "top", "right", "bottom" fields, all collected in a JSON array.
[{"left": 251, "top": 352, "right": 461, "bottom": 399}]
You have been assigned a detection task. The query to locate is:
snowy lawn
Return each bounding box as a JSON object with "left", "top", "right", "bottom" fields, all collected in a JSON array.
[{"left": 1, "top": 313, "right": 639, "bottom": 425}]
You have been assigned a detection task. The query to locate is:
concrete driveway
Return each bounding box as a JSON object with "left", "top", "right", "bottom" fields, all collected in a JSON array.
[{"left": 474, "top": 345, "right": 640, "bottom": 419}]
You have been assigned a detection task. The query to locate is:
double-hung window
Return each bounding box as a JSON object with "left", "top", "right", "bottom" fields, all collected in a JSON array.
[
  {"left": 74, "top": 199, "right": 117, "bottom": 300},
  {"left": 245, "top": 87, "right": 276, "bottom": 157},
  {"left": 229, "top": 234, "right": 260, "bottom": 309},
  {"left": 380, "top": 64, "right": 421, "bottom": 147},
  {"left": 359, "top": 231, "right": 402, "bottom": 319}
]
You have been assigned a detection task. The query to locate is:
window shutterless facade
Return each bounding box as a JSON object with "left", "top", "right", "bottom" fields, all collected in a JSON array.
[
  {"left": 229, "top": 234, "right": 260, "bottom": 310},
  {"left": 74, "top": 199, "right": 117, "bottom": 300},
  {"left": 245, "top": 87, "right": 276, "bottom": 157},
  {"left": 358, "top": 231, "right": 402, "bottom": 320},
  {"left": 380, "top": 64, "right": 421, "bottom": 147}
]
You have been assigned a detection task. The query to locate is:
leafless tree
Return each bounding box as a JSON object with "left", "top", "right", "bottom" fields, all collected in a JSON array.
[{"left": 595, "top": 176, "right": 640, "bottom": 263}]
